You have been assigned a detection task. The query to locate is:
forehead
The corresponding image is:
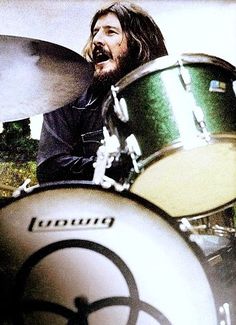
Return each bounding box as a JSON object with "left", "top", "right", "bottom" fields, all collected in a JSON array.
[{"left": 93, "top": 12, "right": 122, "bottom": 31}]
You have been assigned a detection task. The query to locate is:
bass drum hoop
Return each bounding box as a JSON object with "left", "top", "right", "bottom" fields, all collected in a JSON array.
[
  {"left": 1, "top": 180, "right": 212, "bottom": 270},
  {"left": 0, "top": 180, "right": 220, "bottom": 324}
]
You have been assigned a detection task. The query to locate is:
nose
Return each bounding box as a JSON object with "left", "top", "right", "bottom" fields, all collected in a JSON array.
[{"left": 92, "top": 29, "right": 105, "bottom": 46}]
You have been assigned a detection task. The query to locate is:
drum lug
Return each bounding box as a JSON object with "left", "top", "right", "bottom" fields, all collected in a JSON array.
[
  {"left": 192, "top": 105, "right": 211, "bottom": 142},
  {"left": 178, "top": 59, "right": 211, "bottom": 143},
  {"left": 111, "top": 85, "right": 129, "bottom": 122},
  {"left": 125, "top": 134, "right": 142, "bottom": 174},
  {"left": 178, "top": 59, "right": 191, "bottom": 91}
]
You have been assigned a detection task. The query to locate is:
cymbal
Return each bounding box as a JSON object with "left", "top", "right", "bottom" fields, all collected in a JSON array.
[{"left": 0, "top": 35, "right": 94, "bottom": 122}]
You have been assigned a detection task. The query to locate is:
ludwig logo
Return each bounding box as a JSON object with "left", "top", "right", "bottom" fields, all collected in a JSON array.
[{"left": 28, "top": 216, "right": 115, "bottom": 232}]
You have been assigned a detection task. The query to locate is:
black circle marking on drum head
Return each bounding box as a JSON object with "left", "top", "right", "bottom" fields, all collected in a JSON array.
[{"left": 10, "top": 239, "right": 171, "bottom": 324}]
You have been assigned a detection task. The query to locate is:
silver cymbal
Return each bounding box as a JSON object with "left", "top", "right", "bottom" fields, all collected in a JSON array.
[{"left": 0, "top": 35, "right": 94, "bottom": 122}]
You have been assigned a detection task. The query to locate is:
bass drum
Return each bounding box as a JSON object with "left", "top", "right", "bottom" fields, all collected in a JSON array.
[{"left": 0, "top": 182, "right": 220, "bottom": 324}]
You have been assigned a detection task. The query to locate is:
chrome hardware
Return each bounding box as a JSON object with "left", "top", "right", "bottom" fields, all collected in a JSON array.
[
  {"left": 178, "top": 58, "right": 211, "bottom": 142},
  {"left": 119, "top": 97, "right": 129, "bottom": 122},
  {"left": 180, "top": 216, "right": 235, "bottom": 238},
  {"left": 192, "top": 105, "right": 211, "bottom": 142},
  {"left": 98, "top": 175, "right": 129, "bottom": 192},
  {"left": 211, "top": 224, "right": 236, "bottom": 237},
  {"left": 93, "top": 127, "right": 120, "bottom": 185},
  {"left": 178, "top": 59, "right": 191, "bottom": 91},
  {"left": 111, "top": 85, "right": 129, "bottom": 122},
  {"left": 12, "top": 178, "right": 39, "bottom": 197},
  {"left": 180, "top": 218, "right": 208, "bottom": 250},
  {"left": 219, "top": 302, "right": 231, "bottom": 325},
  {"left": 93, "top": 127, "right": 132, "bottom": 192},
  {"left": 125, "top": 134, "right": 142, "bottom": 174},
  {"left": 93, "top": 145, "right": 110, "bottom": 185},
  {"left": 179, "top": 218, "right": 198, "bottom": 234},
  {"left": 233, "top": 80, "right": 236, "bottom": 97}
]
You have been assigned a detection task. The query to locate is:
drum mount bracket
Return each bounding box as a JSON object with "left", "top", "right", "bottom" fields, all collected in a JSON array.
[
  {"left": 93, "top": 127, "right": 120, "bottom": 186},
  {"left": 93, "top": 127, "right": 128, "bottom": 191},
  {"left": 93, "top": 127, "right": 142, "bottom": 191},
  {"left": 12, "top": 178, "right": 39, "bottom": 198}
]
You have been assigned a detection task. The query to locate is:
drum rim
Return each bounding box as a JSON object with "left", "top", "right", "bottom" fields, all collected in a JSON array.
[
  {"left": 137, "top": 133, "right": 236, "bottom": 169},
  {"left": 116, "top": 53, "right": 236, "bottom": 91},
  {"left": 178, "top": 198, "right": 236, "bottom": 219},
  {"left": 0, "top": 180, "right": 208, "bottom": 260},
  {"left": 0, "top": 179, "right": 220, "bottom": 318},
  {"left": 102, "top": 53, "right": 236, "bottom": 111},
  {"left": 2, "top": 180, "right": 173, "bottom": 220},
  {"left": 0, "top": 181, "right": 220, "bottom": 322}
]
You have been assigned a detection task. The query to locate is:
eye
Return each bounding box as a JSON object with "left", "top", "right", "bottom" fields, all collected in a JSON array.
[{"left": 106, "top": 29, "right": 118, "bottom": 36}]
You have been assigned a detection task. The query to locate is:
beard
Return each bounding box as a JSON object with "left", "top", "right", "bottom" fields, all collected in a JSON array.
[{"left": 92, "top": 49, "right": 138, "bottom": 95}]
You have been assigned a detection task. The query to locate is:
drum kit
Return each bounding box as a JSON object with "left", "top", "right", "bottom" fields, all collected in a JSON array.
[{"left": 0, "top": 36, "right": 236, "bottom": 324}]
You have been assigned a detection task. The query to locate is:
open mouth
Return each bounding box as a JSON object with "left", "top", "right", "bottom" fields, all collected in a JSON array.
[{"left": 93, "top": 49, "right": 111, "bottom": 64}]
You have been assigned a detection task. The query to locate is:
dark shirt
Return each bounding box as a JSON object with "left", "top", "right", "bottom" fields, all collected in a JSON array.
[{"left": 37, "top": 86, "right": 105, "bottom": 183}]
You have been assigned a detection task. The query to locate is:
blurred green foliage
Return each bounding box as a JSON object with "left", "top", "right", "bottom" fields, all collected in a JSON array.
[
  {"left": 0, "top": 161, "right": 37, "bottom": 197},
  {"left": 0, "top": 119, "right": 38, "bottom": 197}
]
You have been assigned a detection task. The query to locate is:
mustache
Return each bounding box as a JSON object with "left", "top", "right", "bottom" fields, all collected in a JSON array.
[{"left": 92, "top": 45, "right": 112, "bottom": 62}]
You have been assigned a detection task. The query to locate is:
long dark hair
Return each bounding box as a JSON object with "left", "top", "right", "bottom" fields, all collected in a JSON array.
[{"left": 83, "top": 1, "right": 168, "bottom": 67}]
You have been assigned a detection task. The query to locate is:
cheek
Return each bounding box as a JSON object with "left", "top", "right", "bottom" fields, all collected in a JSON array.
[
  {"left": 113, "top": 44, "right": 128, "bottom": 60},
  {"left": 111, "top": 36, "right": 128, "bottom": 57},
  {"left": 120, "top": 40, "right": 128, "bottom": 56}
]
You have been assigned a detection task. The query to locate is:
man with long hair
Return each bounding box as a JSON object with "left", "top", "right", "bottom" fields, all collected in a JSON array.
[{"left": 37, "top": 1, "right": 168, "bottom": 183}]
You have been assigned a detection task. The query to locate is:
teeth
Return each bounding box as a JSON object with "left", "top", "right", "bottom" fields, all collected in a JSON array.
[
  {"left": 93, "top": 49, "right": 110, "bottom": 63},
  {"left": 96, "top": 53, "right": 109, "bottom": 63}
]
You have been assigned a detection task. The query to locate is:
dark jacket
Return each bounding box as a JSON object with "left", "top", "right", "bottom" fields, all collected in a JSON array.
[{"left": 37, "top": 87, "right": 105, "bottom": 183}]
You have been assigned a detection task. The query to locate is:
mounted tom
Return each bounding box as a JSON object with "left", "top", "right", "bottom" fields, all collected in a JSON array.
[{"left": 97, "top": 53, "right": 236, "bottom": 218}]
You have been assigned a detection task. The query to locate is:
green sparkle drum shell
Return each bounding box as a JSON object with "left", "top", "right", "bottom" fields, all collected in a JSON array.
[
  {"left": 102, "top": 54, "right": 236, "bottom": 216},
  {"left": 103, "top": 53, "right": 236, "bottom": 159}
]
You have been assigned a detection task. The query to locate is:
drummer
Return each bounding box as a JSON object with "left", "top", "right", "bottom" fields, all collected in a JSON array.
[{"left": 36, "top": 1, "right": 168, "bottom": 183}]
